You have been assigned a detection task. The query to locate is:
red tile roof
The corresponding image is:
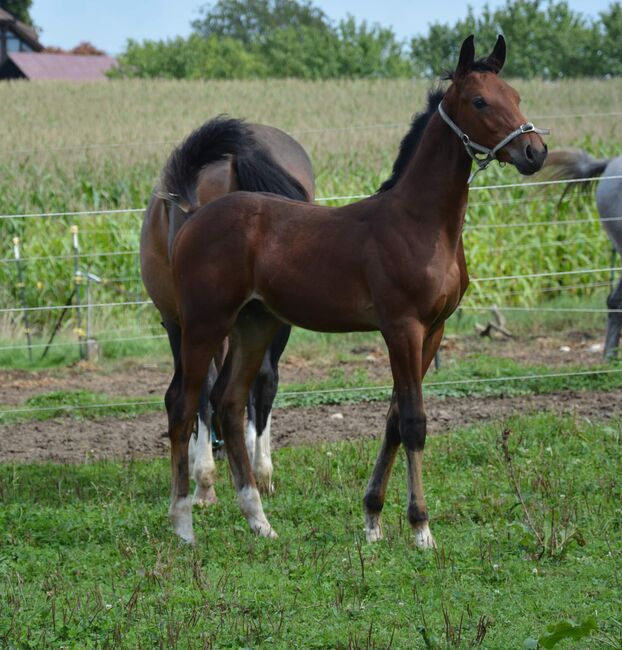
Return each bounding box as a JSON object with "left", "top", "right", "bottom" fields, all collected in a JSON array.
[{"left": 7, "top": 52, "right": 116, "bottom": 80}]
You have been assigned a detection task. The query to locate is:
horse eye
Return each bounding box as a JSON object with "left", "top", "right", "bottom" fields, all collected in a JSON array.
[{"left": 472, "top": 97, "right": 487, "bottom": 109}]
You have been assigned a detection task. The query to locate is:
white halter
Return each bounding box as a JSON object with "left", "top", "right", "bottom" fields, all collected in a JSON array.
[{"left": 437, "top": 102, "right": 550, "bottom": 183}]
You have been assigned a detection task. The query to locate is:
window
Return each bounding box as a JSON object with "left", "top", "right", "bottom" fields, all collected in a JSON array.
[{"left": 6, "top": 31, "right": 32, "bottom": 53}]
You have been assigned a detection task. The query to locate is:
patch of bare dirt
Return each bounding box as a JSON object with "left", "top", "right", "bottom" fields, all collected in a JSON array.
[
  {"left": 0, "top": 330, "right": 615, "bottom": 464},
  {"left": 0, "top": 332, "right": 606, "bottom": 408},
  {"left": 1, "top": 387, "right": 620, "bottom": 464}
]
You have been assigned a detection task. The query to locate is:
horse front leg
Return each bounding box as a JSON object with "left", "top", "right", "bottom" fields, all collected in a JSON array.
[{"left": 383, "top": 319, "right": 436, "bottom": 549}]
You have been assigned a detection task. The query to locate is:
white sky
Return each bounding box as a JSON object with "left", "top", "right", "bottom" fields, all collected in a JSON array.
[{"left": 31, "top": 0, "right": 616, "bottom": 55}]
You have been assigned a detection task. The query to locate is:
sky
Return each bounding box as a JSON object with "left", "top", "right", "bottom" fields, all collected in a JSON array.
[{"left": 31, "top": 0, "right": 615, "bottom": 55}]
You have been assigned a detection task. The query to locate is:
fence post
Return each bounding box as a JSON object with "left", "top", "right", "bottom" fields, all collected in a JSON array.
[
  {"left": 70, "top": 225, "right": 86, "bottom": 360},
  {"left": 12, "top": 236, "right": 33, "bottom": 361},
  {"left": 85, "top": 270, "right": 101, "bottom": 362}
]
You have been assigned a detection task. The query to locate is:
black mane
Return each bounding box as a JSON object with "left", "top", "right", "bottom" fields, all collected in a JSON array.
[{"left": 377, "top": 89, "right": 445, "bottom": 194}]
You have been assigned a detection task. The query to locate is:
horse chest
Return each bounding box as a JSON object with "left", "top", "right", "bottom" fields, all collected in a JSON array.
[{"left": 420, "top": 259, "right": 463, "bottom": 325}]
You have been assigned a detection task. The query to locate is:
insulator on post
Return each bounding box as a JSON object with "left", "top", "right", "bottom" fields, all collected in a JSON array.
[{"left": 70, "top": 225, "right": 79, "bottom": 251}]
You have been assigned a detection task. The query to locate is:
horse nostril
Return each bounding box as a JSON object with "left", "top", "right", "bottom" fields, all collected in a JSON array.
[{"left": 525, "top": 144, "right": 534, "bottom": 163}]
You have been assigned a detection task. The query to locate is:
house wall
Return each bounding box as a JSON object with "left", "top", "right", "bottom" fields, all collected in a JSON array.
[{"left": 0, "top": 57, "right": 25, "bottom": 80}]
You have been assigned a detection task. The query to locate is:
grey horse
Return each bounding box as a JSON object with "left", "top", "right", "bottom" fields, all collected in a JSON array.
[{"left": 544, "top": 149, "right": 622, "bottom": 358}]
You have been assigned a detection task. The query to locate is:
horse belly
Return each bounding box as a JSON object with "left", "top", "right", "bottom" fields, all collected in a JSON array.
[{"left": 257, "top": 277, "right": 378, "bottom": 333}]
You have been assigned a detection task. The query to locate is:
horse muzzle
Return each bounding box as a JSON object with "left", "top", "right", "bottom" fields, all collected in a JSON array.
[{"left": 508, "top": 138, "right": 548, "bottom": 175}]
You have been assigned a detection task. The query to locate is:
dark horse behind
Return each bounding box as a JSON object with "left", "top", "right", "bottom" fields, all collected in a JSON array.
[
  {"left": 164, "top": 35, "right": 548, "bottom": 547},
  {"left": 140, "top": 119, "right": 314, "bottom": 509}
]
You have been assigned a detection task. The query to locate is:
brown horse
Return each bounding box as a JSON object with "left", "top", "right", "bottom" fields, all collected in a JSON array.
[
  {"left": 166, "top": 36, "right": 548, "bottom": 546},
  {"left": 140, "top": 118, "right": 314, "bottom": 508}
]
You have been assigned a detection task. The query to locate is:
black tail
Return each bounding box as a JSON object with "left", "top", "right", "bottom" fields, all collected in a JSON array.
[
  {"left": 235, "top": 148, "right": 308, "bottom": 201},
  {"left": 161, "top": 116, "right": 308, "bottom": 212}
]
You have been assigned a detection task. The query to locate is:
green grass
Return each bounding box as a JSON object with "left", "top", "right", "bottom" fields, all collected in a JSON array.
[
  {"left": 0, "top": 288, "right": 614, "bottom": 372},
  {"left": 0, "top": 413, "right": 620, "bottom": 648}
]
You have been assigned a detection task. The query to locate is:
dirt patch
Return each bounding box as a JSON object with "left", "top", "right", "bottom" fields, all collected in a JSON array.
[
  {"left": 1, "top": 387, "right": 620, "bottom": 464},
  {"left": 0, "top": 329, "right": 615, "bottom": 464},
  {"left": 0, "top": 332, "right": 606, "bottom": 408}
]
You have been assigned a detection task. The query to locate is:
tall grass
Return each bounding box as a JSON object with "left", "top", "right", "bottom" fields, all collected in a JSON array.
[{"left": 1, "top": 77, "right": 621, "bottom": 337}]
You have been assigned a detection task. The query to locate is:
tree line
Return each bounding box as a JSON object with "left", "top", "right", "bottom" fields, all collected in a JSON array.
[{"left": 5, "top": 0, "right": 620, "bottom": 79}]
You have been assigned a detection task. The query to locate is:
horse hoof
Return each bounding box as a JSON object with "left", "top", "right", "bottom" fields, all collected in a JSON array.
[
  {"left": 170, "top": 497, "right": 195, "bottom": 543},
  {"left": 414, "top": 523, "right": 436, "bottom": 550},
  {"left": 364, "top": 512, "right": 383, "bottom": 543},
  {"left": 177, "top": 530, "right": 196, "bottom": 545},
  {"left": 253, "top": 463, "right": 274, "bottom": 496},
  {"left": 366, "top": 526, "right": 383, "bottom": 543},
  {"left": 193, "top": 486, "right": 218, "bottom": 507},
  {"left": 252, "top": 520, "right": 278, "bottom": 538},
  {"left": 256, "top": 477, "right": 275, "bottom": 496}
]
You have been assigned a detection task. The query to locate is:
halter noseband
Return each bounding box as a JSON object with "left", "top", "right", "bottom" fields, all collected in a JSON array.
[{"left": 437, "top": 102, "right": 550, "bottom": 183}]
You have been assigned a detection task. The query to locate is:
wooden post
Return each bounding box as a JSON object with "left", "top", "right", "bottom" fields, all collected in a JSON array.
[
  {"left": 12, "top": 237, "right": 32, "bottom": 361},
  {"left": 70, "top": 225, "right": 86, "bottom": 360}
]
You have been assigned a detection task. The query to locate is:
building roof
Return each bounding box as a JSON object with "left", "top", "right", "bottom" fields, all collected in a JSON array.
[
  {"left": 0, "top": 9, "right": 42, "bottom": 50},
  {"left": 5, "top": 52, "right": 116, "bottom": 80}
]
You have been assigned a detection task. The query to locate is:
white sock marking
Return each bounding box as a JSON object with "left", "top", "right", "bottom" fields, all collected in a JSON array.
[
  {"left": 192, "top": 419, "right": 217, "bottom": 506},
  {"left": 169, "top": 495, "right": 194, "bottom": 544},
  {"left": 253, "top": 412, "right": 274, "bottom": 493},
  {"left": 365, "top": 510, "right": 383, "bottom": 543},
  {"left": 414, "top": 522, "right": 436, "bottom": 549},
  {"left": 245, "top": 420, "right": 257, "bottom": 465},
  {"left": 237, "top": 486, "right": 277, "bottom": 538}
]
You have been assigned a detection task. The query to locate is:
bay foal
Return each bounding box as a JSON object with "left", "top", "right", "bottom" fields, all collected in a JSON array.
[{"left": 167, "top": 36, "right": 548, "bottom": 546}]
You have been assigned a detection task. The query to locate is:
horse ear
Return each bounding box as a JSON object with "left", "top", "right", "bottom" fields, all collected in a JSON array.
[
  {"left": 484, "top": 34, "right": 506, "bottom": 73},
  {"left": 455, "top": 35, "right": 475, "bottom": 78}
]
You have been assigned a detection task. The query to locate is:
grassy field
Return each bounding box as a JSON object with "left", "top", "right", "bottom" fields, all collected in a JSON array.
[
  {"left": 1, "top": 413, "right": 620, "bottom": 649},
  {"left": 1, "top": 77, "right": 622, "bottom": 339},
  {"left": 0, "top": 77, "right": 621, "bottom": 649}
]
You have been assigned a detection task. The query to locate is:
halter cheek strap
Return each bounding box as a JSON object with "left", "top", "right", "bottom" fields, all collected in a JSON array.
[{"left": 437, "top": 102, "right": 550, "bottom": 183}]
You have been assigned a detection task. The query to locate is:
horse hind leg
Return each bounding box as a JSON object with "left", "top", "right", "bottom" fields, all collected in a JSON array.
[
  {"left": 604, "top": 275, "right": 622, "bottom": 359},
  {"left": 247, "top": 324, "right": 291, "bottom": 494},
  {"left": 191, "top": 361, "right": 219, "bottom": 507},
  {"left": 212, "top": 304, "right": 281, "bottom": 537},
  {"left": 166, "top": 318, "right": 219, "bottom": 508},
  {"left": 168, "top": 327, "right": 224, "bottom": 543}
]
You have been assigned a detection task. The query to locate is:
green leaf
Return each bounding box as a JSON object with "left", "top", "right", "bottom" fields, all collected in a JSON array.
[
  {"left": 538, "top": 618, "right": 598, "bottom": 648},
  {"left": 523, "top": 640, "right": 539, "bottom": 650}
]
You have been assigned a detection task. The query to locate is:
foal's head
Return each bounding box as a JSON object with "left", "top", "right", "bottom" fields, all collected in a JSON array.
[{"left": 442, "top": 35, "right": 548, "bottom": 175}]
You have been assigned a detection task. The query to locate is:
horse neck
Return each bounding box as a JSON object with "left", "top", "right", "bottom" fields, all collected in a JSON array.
[{"left": 391, "top": 111, "right": 471, "bottom": 246}]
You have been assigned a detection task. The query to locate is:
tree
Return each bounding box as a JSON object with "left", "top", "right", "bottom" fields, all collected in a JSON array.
[
  {"left": 410, "top": 0, "right": 612, "bottom": 79},
  {"left": 0, "top": 0, "right": 35, "bottom": 27},
  {"left": 192, "top": 0, "right": 330, "bottom": 45},
  {"left": 599, "top": 2, "right": 622, "bottom": 75}
]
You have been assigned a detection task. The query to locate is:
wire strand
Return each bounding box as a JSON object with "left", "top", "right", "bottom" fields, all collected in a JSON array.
[
  {"left": 2, "top": 174, "right": 621, "bottom": 220},
  {"left": 1, "top": 367, "right": 620, "bottom": 418}
]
